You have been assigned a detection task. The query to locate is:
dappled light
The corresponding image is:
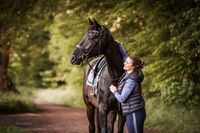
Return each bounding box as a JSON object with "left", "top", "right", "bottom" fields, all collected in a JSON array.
[{"left": 0, "top": 0, "right": 199, "bottom": 133}]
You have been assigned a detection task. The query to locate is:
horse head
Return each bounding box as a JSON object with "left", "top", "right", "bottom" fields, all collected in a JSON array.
[{"left": 70, "top": 18, "right": 113, "bottom": 65}]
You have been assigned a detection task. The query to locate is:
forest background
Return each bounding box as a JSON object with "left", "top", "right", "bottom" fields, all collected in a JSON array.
[{"left": 0, "top": 0, "right": 200, "bottom": 133}]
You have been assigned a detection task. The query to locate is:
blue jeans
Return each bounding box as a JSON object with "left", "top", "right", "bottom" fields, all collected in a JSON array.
[{"left": 126, "top": 108, "right": 146, "bottom": 133}]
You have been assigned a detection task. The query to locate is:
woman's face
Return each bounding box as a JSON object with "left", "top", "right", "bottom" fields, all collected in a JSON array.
[{"left": 123, "top": 57, "right": 134, "bottom": 71}]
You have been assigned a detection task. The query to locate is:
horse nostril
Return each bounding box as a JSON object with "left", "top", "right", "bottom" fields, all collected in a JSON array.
[{"left": 70, "top": 55, "right": 76, "bottom": 62}]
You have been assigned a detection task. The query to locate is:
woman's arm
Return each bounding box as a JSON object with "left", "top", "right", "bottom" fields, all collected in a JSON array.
[{"left": 113, "top": 79, "right": 136, "bottom": 103}]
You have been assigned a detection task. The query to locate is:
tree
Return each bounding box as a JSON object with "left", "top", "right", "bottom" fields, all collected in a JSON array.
[
  {"left": 0, "top": 0, "right": 33, "bottom": 91},
  {"left": 0, "top": 0, "right": 61, "bottom": 91}
]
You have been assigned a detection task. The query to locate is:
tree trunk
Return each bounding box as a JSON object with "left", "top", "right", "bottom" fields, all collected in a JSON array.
[{"left": 0, "top": 38, "right": 11, "bottom": 92}]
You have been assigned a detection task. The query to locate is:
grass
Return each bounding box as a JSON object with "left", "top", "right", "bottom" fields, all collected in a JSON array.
[
  {"left": 145, "top": 97, "right": 200, "bottom": 133},
  {"left": 0, "top": 89, "right": 35, "bottom": 133},
  {"left": 6, "top": 86, "right": 199, "bottom": 133},
  {"left": 35, "top": 86, "right": 86, "bottom": 108},
  {"left": 0, "top": 92, "right": 36, "bottom": 114},
  {"left": 0, "top": 85, "right": 87, "bottom": 114},
  {"left": 0, "top": 126, "right": 28, "bottom": 133}
]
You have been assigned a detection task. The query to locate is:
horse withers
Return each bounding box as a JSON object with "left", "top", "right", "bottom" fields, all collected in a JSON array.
[{"left": 70, "top": 18, "right": 126, "bottom": 133}]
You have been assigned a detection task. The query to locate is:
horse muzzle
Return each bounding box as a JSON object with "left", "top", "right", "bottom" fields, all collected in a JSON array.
[{"left": 70, "top": 55, "right": 80, "bottom": 65}]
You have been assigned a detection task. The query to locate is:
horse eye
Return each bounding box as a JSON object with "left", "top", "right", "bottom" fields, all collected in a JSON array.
[
  {"left": 88, "top": 31, "right": 99, "bottom": 39},
  {"left": 87, "top": 32, "right": 93, "bottom": 39},
  {"left": 94, "top": 32, "right": 99, "bottom": 37},
  {"left": 91, "top": 31, "right": 99, "bottom": 37}
]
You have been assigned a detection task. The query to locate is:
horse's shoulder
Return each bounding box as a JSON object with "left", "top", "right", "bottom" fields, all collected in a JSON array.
[{"left": 90, "top": 58, "right": 101, "bottom": 65}]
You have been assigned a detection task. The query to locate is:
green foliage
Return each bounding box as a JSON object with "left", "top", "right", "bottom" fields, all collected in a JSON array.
[
  {"left": 0, "top": 92, "right": 36, "bottom": 114},
  {"left": 0, "top": 126, "right": 28, "bottom": 133},
  {"left": 40, "top": 0, "right": 200, "bottom": 108},
  {"left": 3, "top": 0, "right": 62, "bottom": 87},
  {"left": 1, "top": 0, "right": 200, "bottom": 132},
  {"left": 16, "top": 29, "right": 55, "bottom": 87},
  {"left": 0, "top": 0, "right": 35, "bottom": 30},
  {"left": 40, "top": 9, "right": 87, "bottom": 88},
  {"left": 145, "top": 98, "right": 200, "bottom": 133},
  {"left": 120, "top": 0, "right": 200, "bottom": 108}
]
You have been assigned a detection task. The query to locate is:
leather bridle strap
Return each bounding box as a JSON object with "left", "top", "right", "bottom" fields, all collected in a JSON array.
[{"left": 76, "top": 26, "right": 104, "bottom": 60}]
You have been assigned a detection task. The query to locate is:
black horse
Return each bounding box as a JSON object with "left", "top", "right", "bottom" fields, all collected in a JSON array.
[{"left": 70, "top": 18, "right": 126, "bottom": 133}]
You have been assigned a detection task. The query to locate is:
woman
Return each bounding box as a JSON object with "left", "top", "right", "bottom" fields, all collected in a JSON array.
[{"left": 110, "top": 55, "right": 146, "bottom": 133}]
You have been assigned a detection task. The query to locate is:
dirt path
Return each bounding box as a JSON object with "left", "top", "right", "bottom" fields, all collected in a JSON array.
[{"left": 0, "top": 98, "right": 159, "bottom": 133}]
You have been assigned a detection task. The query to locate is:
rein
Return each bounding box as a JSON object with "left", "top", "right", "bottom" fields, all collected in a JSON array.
[
  {"left": 80, "top": 59, "right": 120, "bottom": 86},
  {"left": 85, "top": 59, "right": 121, "bottom": 82}
]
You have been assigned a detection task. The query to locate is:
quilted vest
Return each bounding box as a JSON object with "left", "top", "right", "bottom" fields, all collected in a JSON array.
[{"left": 117, "top": 70, "right": 145, "bottom": 115}]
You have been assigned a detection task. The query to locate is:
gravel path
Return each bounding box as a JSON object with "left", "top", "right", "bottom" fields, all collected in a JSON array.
[{"left": 0, "top": 98, "right": 159, "bottom": 133}]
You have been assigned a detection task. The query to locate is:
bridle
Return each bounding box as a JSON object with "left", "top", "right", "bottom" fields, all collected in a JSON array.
[
  {"left": 76, "top": 26, "right": 104, "bottom": 61},
  {"left": 76, "top": 26, "right": 121, "bottom": 82}
]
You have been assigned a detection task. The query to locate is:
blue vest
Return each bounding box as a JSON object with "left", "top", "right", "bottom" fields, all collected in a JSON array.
[{"left": 117, "top": 71, "right": 145, "bottom": 115}]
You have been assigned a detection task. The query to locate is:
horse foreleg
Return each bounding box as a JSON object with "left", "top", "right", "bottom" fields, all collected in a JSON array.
[
  {"left": 107, "top": 110, "right": 117, "bottom": 133},
  {"left": 95, "top": 107, "right": 101, "bottom": 133},
  {"left": 99, "top": 104, "right": 108, "bottom": 133},
  {"left": 87, "top": 104, "right": 96, "bottom": 133},
  {"left": 117, "top": 112, "right": 126, "bottom": 133}
]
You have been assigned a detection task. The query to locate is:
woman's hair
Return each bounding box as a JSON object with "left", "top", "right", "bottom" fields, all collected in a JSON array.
[{"left": 129, "top": 55, "right": 145, "bottom": 70}]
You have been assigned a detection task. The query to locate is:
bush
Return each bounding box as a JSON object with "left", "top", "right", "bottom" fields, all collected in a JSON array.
[
  {"left": 145, "top": 97, "right": 200, "bottom": 133},
  {"left": 0, "top": 92, "right": 36, "bottom": 114},
  {"left": 0, "top": 126, "right": 28, "bottom": 133}
]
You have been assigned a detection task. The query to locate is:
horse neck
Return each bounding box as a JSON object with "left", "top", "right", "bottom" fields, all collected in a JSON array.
[{"left": 104, "top": 40, "right": 124, "bottom": 85}]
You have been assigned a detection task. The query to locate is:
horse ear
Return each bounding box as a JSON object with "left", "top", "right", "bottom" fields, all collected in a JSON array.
[
  {"left": 88, "top": 18, "right": 94, "bottom": 25},
  {"left": 93, "top": 18, "right": 101, "bottom": 28}
]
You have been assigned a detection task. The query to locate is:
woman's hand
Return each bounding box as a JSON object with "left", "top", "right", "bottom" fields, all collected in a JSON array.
[{"left": 110, "top": 85, "right": 117, "bottom": 93}]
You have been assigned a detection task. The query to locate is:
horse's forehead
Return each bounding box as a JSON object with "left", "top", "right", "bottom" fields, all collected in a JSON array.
[{"left": 88, "top": 25, "right": 96, "bottom": 31}]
